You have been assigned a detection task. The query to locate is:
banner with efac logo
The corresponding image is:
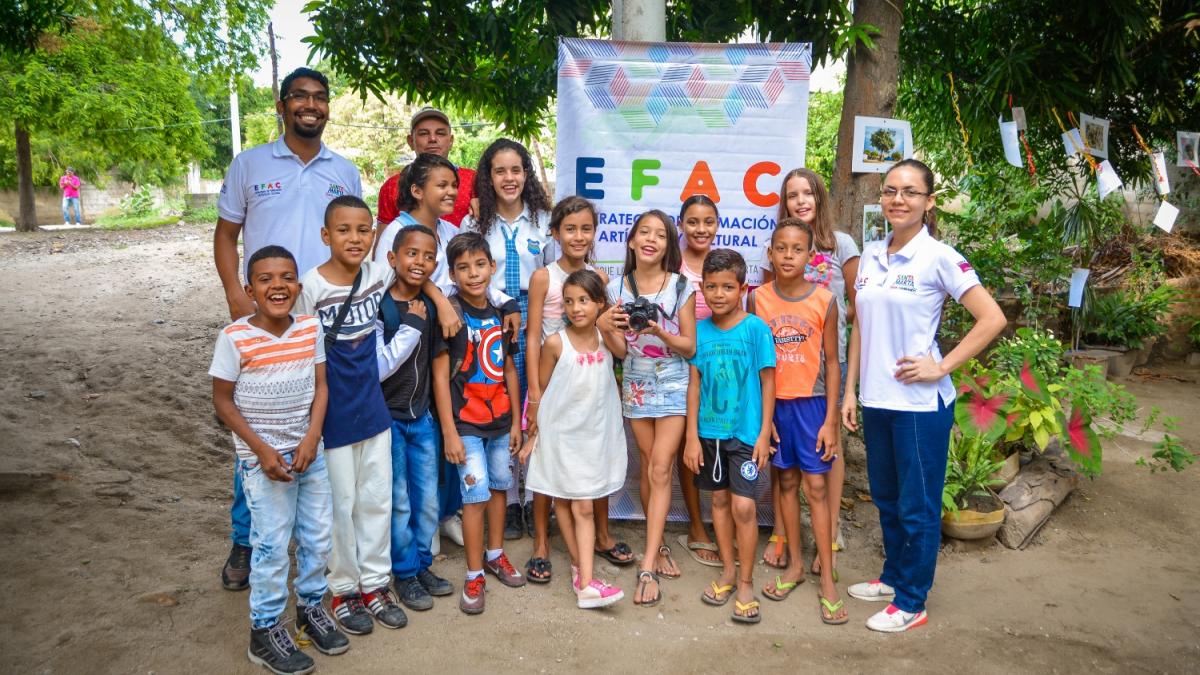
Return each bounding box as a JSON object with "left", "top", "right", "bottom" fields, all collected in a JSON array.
[{"left": 555, "top": 38, "right": 811, "bottom": 285}]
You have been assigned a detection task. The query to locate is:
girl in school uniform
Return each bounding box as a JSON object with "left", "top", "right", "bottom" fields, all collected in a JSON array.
[{"left": 843, "top": 159, "right": 1005, "bottom": 632}]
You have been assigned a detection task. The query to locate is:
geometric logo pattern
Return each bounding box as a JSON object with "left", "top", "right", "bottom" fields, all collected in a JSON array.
[{"left": 559, "top": 38, "right": 811, "bottom": 129}]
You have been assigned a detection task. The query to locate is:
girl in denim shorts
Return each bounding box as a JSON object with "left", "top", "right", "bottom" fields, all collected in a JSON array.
[{"left": 599, "top": 210, "right": 696, "bottom": 608}]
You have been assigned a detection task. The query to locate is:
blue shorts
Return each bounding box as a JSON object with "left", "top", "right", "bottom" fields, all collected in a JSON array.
[
  {"left": 772, "top": 397, "right": 833, "bottom": 474},
  {"left": 457, "top": 434, "right": 513, "bottom": 504}
]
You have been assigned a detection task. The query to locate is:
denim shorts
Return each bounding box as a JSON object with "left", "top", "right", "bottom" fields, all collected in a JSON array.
[
  {"left": 621, "top": 355, "right": 689, "bottom": 418},
  {"left": 457, "top": 434, "right": 514, "bottom": 504}
]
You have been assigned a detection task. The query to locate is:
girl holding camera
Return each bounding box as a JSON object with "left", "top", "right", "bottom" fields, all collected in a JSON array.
[{"left": 598, "top": 209, "right": 697, "bottom": 607}]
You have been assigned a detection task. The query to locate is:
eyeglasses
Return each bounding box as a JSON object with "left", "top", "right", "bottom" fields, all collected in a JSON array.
[
  {"left": 881, "top": 187, "right": 930, "bottom": 201},
  {"left": 283, "top": 92, "right": 330, "bottom": 104}
]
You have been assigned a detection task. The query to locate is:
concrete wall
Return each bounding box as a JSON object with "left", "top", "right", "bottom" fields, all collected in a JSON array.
[{"left": 0, "top": 175, "right": 214, "bottom": 225}]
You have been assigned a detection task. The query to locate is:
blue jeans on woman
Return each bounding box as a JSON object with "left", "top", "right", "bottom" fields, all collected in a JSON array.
[
  {"left": 862, "top": 394, "right": 954, "bottom": 614},
  {"left": 389, "top": 413, "right": 441, "bottom": 579}
]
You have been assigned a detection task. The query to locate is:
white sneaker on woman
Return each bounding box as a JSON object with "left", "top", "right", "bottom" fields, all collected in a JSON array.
[
  {"left": 866, "top": 604, "right": 927, "bottom": 632},
  {"left": 847, "top": 579, "right": 895, "bottom": 602}
]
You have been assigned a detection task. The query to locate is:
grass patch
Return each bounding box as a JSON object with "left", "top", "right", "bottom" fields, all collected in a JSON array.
[
  {"left": 182, "top": 204, "right": 218, "bottom": 224},
  {"left": 96, "top": 213, "right": 180, "bottom": 230}
]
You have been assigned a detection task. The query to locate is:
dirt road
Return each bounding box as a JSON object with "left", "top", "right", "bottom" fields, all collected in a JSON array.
[{"left": 0, "top": 224, "right": 1197, "bottom": 674}]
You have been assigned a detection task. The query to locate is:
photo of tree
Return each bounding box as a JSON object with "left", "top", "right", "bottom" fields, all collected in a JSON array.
[
  {"left": 864, "top": 126, "right": 903, "bottom": 163},
  {"left": 851, "top": 116, "right": 913, "bottom": 173}
]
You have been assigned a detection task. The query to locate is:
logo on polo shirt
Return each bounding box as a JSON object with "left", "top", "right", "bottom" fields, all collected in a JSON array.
[
  {"left": 252, "top": 181, "right": 284, "bottom": 197},
  {"left": 957, "top": 260, "right": 973, "bottom": 273},
  {"left": 326, "top": 183, "right": 348, "bottom": 199},
  {"left": 891, "top": 273, "right": 916, "bottom": 292}
]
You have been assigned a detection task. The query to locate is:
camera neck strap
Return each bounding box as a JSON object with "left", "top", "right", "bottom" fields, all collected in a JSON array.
[{"left": 625, "top": 271, "right": 688, "bottom": 321}]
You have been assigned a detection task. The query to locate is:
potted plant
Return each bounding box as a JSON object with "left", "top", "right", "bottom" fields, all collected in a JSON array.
[
  {"left": 1081, "top": 285, "right": 1177, "bottom": 377},
  {"left": 941, "top": 429, "right": 1006, "bottom": 540}
]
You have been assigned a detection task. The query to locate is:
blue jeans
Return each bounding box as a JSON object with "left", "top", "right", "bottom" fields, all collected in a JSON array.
[
  {"left": 232, "top": 464, "right": 250, "bottom": 547},
  {"left": 389, "top": 414, "right": 440, "bottom": 579},
  {"left": 438, "top": 453, "right": 463, "bottom": 521},
  {"left": 62, "top": 197, "right": 80, "bottom": 224},
  {"left": 239, "top": 451, "right": 333, "bottom": 629},
  {"left": 457, "top": 434, "right": 513, "bottom": 504},
  {"left": 862, "top": 395, "right": 954, "bottom": 614}
]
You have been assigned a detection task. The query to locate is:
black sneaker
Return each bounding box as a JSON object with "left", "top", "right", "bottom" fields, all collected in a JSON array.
[
  {"left": 503, "top": 503, "right": 523, "bottom": 540},
  {"left": 363, "top": 585, "right": 408, "bottom": 629},
  {"left": 523, "top": 501, "right": 536, "bottom": 538},
  {"left": 331, "top": 593, "right": 374, "bottom": 635},
  {"left": 417, "top": 567, "right": 454, "bottom": 597},
  {"left": 222, "top": 543, "right": 251, "bottom": 591},
  {"left": 296, "top": 603, "right": 349, "bottom": 656},
  {"left": 395, "top": 576, "right": 434, "bottom": 611},
  {"left": 248, "top": 621, "right": 314, "bottom": 675}
]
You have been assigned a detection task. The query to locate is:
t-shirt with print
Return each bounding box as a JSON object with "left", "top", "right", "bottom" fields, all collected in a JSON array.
[
  {"left": 759, "top": 230, "right": 859, "bottom": 362},
  {"left": 296, "top": 260, "right": 395, "bottom": 448},
  {"left": 380, "top": 292, "right": 446, "bottom": 421},
  {"left": 750, "top": 281, "right": 835, "bottom": 400},
  {"left": 447, "top": 299, "right": 518, "bottom": 439},
  {"left": 689, "top": 314, "right": 776, "bottom": 446},
  {"left": 605, "top": 273, "right": 695, "bottom": 360},
  {"left": 208, "top": 315, "right": 325, "bottom": 461}
]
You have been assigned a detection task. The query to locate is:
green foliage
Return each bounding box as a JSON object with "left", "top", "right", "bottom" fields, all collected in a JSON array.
[
  {"left": 942, "top": 428, "right": 1005, "bottom": 516},
  {"left": 1189, "top": 317, "right": 1200, "bottom": 351},
  {"left": 306, "top": 0, "right": 877, "bottom": 138},
  {"left": 1134, "top": 410, "right": 1197, "bottom": 474},
  {"left": 989, "top": 327, "right": 1064, "bottom": 382},
  {"left": 97, "top": 212, "right": 178, "bottom": 230},
  {"left": 805, "top": 88, "right": 842, "bottom": 186},
  {"left": 118, "top": 186, "right": 157, "bottom": 218},
  {"left": 1059, "top": 365, "right": 1137, "bottom": 439},
  {"left": 899, "top": 0, "right": 1200, "bottom": 185},
  {"left": 1, "top": 0, "right": 72, "bottom": 55},
  {"left": 1082, "top": 285, "right": 1179, "bottom": 349},
  {"left": 182, "top": 202, "right": 218, "bottom": 224}
]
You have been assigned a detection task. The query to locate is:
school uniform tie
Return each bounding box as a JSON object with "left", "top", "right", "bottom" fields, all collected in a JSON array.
[{"left": 501, "top": 223, "right": 521, "bottom": 297}]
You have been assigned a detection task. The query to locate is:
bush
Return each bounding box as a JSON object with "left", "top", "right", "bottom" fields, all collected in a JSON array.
[
  {"left": 989, "top": 327, "right": 1064, "bottom": 381},
  {"left": 1082, "top": 284, "right": 1178, "bottom": 349},
  {"left": 119, "top": 185, "right": 157, "bottom": 218}
]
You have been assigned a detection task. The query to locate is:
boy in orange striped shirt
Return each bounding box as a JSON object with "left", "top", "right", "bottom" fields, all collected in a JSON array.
[{"left": 211, "top": 245, "right": 349, "bottom": 674}]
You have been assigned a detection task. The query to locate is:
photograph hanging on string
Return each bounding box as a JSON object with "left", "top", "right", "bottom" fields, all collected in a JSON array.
[
  {"left": 1078, "top": 113, "right": 1109, "bottom": 158},
  {"left": 1177, "top": 131, "right": 1199, "bottom": 168},
  {"left": 862, "top": 204, "right": 889, "bottom": 245},
  {"left": 851, "top": 116, "right": 914, "bottom": 173}
]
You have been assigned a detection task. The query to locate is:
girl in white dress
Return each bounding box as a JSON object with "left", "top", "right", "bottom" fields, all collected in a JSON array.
[{"left": 522, "top": 269, "right": 628, "bottom": 609}]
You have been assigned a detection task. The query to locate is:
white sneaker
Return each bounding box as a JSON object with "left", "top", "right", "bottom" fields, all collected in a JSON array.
[
  {"left": 430, "top": 530, "right": 440, "bottom": 557},
  {"left": 866, "top": 604, "right": 927, "bottom": 632},
  {"left": 577, "top": 579, "right": 624, "bottom": 609},
  {"left": 440, "top": 514, "right": 465, "bottom": 546},
  {"left": 847, "top": 579, "right": 896, "bottom": 602}
]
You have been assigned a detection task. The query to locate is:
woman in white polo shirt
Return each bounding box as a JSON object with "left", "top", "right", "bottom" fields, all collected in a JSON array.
[{"left": 842, "top": 159, "right": 1005, "bottom": 633}]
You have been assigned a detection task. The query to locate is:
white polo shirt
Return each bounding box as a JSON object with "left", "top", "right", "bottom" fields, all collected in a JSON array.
[
  {"left": 460, "top": 206, "right": 556, "bottom": 294},
  {"left": 853, "top": 226, "right": 981, "bottom": 412},
  {"left": 218, "top": 136, "right": 363, "bottom": 279}
]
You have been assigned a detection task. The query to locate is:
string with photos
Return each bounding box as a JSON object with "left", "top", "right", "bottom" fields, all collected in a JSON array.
[
  {"left": 1008, "top": 93, "right": 1036, "bottom": 177},
  {"left": 1051, "top": 108, "right": 1098, "bottom": 173},
  {"left": 947, "top": 72, "right": 974, "bottom": 168}
]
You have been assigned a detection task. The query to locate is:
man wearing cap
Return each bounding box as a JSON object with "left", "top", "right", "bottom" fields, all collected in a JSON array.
[
  {"left": 59, "top": 167, "right": 82, "bottom": 225},
  {"left": 375, "top": 107, "right": 476, "bottom": 227}
]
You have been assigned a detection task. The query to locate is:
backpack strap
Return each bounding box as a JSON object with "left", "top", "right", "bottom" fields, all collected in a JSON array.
[
  {"left": 379, "top": 292, "right": 402, "bottom": 344},
  {"left": 448, "top": 294, "right": 468, "bottom": 375},
  {"left": 324, "top": 268, "right": 364, "bottom": 349}
]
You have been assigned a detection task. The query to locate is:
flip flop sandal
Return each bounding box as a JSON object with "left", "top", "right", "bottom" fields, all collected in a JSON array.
[
  {"left": 700, "top": 581, "right": 734, "bottom": 606},
  {"left": 762, "top": 575, "right": 802, "bottom": 601},
  {"left": 761, "top": 534, "right": 788, "bottom": 569},
  {"left": 595, "top": 542, "right": 636, "bottom": 566},
  {"left": 655, "top": 544, "right": 681, "bottom": 579},
  {"left": 635, "top": 570, "right": 661, "bottom": 607},
  {"left": 677, "top": 534, "right": 723, "bottom": 568},
  {"left": 811, "top": 561, "right": 840, "bottom": 583},
  {"left": 525, "top": 557, "right": 552, "bottom": 584},
  {"left": 732, "top": 599, "right": 762, "bottom": 624},
  {"left": 819, "top": 596, "right": 849, "bottom": 625}
]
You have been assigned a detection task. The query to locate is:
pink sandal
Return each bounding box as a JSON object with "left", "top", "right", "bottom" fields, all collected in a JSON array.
[{"left": 577, "top": 579, "right": 624, "bottom": 609}]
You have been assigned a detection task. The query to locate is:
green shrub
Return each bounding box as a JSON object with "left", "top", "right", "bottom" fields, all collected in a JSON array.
[
  {"left": 989, "top": 327, "right": 1064, "bottom": 381},
  {"left": 119, "top": 185, "right": 157, "bottom": 218},
  {"left": 1082, "top": 285, "right": 1178, "bottom": 349}
]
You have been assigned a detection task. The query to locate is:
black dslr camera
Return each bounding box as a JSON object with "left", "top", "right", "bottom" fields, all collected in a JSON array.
[{"left": 622, "top": 296, "right": 660, "bottom": 332}]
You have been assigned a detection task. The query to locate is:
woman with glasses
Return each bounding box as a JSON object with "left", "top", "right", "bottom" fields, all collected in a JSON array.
[{"left": 841, "top": 159, "right": 1005, "bottom": 633}]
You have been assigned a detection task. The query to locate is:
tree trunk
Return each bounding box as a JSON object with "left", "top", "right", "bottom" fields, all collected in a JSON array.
[
  {"left": 15, "top": 122, "right": 38, "bottom": 232},
  {"left": 830, "top": 0, "right": 904, "bottom": 244}
]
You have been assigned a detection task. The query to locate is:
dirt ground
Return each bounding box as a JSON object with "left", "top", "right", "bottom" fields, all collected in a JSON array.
[{"left": 1, "top": 223, "right": 1198, "bottom": 674}]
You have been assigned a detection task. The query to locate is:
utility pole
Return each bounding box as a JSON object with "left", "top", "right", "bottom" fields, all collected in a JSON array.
[
  {"left": 612, "top": 0, "right": 665, "bottom": 41},
  {"left": 268, "top": 21, "right": 282, "bottom": 136}
]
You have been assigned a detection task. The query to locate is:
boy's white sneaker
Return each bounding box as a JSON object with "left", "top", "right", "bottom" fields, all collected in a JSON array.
[
  {"left": 866, "top": 604, "right": 927, "bottom": 633},
  {"left": 848, "top": 579, "right": 895, "bottom": 602}
]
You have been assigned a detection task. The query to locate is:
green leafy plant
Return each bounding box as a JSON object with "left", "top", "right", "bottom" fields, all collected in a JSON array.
[
  {"left": 989, "top": 327, "right": 1064, "bottom": 382},
  {"left": 942, "top": 428, "right": 1005, "bottom": 517},
  {"left": 118, "top": 186, "right": 157, "bottom": 218},
  {"left": 1082, "top": 285, "right": 1179, "bottom": 349},
  {"left": 1188, "top": 317, "right": 1200, "bottom": 351},
  {"left": 1135, "top": 408, "right": 1198, "bottom": 474}
]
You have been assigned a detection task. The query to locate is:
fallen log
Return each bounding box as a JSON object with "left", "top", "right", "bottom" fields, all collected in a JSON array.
[{"left": 996, "top": 455, "right": 1078, "bottom": 549}]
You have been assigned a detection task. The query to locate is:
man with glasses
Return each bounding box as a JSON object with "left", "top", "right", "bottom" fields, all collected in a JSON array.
[
  {"left": 375, "top": 107, "right": 476, "bottom": 228},
  {"left": 212, "top": 66, "right": 362, "bottom": 595}
]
